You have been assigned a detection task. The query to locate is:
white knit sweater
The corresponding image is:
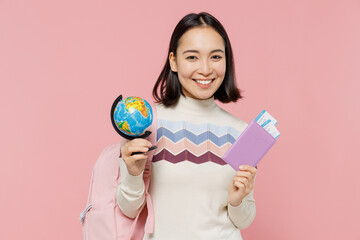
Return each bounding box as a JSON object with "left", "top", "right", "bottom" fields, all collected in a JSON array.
[{"left": 117, "top": 94, "right": 256, "bottom": 240}]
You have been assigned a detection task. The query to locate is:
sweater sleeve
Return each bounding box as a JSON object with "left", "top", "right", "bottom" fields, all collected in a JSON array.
[
  {"left": 116, "top": 157, "right": 146, "bottom": 219},
  {"left": 227, "top": 173, "right": 257, "bottom": 229}
]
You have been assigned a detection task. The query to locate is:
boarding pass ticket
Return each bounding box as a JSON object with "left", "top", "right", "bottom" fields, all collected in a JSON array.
[{"left": 255, "top": 110, "right": 280, "bottom": 139}]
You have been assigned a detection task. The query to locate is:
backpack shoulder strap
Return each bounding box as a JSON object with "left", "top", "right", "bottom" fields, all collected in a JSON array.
[
  {"left": 129, "top": 103, "right": 157, "bottom": 237},
  {"left": 144, "top": 103, "right": 157, "bottom": 233}
]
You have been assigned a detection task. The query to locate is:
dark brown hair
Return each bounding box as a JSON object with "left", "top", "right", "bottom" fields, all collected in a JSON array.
[{"left": 152, "top": 12, "right": 242, "bottom": 106}]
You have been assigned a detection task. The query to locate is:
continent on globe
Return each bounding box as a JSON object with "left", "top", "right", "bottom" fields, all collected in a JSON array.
[
  {"left": 124, "top": 97, "right": 148, "bottom": 118},
  {"left": 117, "top": 121, "right": 131, "bottom": 135}
]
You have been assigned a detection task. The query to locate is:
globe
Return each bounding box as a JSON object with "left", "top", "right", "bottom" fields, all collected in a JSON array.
[{"left": 112, "top": 96, "right": 153, "bottom": 137}]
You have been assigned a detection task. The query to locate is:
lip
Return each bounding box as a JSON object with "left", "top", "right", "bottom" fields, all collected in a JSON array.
[{"left": 193, "top": 78, "right": 215, "bottom": 88}]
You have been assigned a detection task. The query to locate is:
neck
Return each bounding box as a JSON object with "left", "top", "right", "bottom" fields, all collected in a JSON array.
[{"left": 173, "top": 94, "right": 217, "bottom": 116}]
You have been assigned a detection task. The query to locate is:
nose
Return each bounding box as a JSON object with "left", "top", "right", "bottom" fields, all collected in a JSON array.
[{"left": 198, "top": 59, "right": 212, "bottom": 76}]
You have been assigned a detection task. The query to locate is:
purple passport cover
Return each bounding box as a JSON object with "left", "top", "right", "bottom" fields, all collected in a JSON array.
[{"left": 222, "top": 120, "right": 276, "bottom": 170}]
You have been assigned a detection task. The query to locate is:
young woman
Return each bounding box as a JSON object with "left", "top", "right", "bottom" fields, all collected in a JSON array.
[{"left": 117, "top": 12, "right": 257, "bottom": 240}]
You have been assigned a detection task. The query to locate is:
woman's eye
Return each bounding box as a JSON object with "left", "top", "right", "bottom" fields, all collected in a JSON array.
[
  {"left": 212, "top": 55, "right": 222, "bottom": 60},
  {"left": 186, "top": 56, "right": 197, "bottom": 60}
]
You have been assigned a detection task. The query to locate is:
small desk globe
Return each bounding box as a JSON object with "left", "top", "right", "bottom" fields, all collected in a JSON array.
[{"left": 111, "top": 95, "right": 153, "bottom": 140}]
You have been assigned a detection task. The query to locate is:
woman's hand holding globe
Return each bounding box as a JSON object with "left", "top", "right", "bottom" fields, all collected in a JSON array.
[
  {"left": 121, "top": 138, "right": 153, "bottom": 176},
  {"left": 111, "top": 95, "right": 156, "bottom": 176}
]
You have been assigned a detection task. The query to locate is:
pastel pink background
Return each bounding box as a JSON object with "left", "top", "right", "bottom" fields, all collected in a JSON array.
[{"left": 0, "top": 0, "right": 359, "bottom": 239}]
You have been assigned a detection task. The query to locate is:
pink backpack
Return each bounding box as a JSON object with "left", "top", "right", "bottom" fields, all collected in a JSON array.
[{"left": 80, "top": 107, "right": 157, "bottom": 240}]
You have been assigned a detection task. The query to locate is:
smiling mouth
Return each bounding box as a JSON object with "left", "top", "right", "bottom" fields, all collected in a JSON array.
[{"left": 193, "top": 78, "right": 215, "bottom": 85}]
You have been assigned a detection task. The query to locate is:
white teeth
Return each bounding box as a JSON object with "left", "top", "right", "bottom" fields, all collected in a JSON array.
[{"left": 195, "top": 79, "right": 213, "bottom": 84}]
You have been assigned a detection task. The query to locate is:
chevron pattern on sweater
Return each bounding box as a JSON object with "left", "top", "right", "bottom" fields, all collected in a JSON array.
[
  {"left": 152, "top": 149, "right": 228, "bottom": 165},
  {"left": 153, "top": 119, "right": 242, "bottom": 165},
  {"left": 156, "top": 137, "right": 232, "bottom": 157},
  {"left": 156, "top": 120, "right": 241, "bottom": 137},
  {"left": 156, "top": 128, "right": 237, "bottom": 146}
]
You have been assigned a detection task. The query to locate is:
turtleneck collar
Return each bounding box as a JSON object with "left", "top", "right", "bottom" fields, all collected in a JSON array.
[{"left": 173, "top": 94, "right": 218, "bottom": 116}]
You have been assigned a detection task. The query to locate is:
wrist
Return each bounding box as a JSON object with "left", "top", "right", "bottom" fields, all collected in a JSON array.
[{"left": 229, "top": 200, "right": 242, "bottom": 207}]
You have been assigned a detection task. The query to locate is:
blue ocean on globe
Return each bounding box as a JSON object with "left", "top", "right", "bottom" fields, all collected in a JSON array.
[{"left": 113, "top": 96, "right": 153, "bottom": 137}]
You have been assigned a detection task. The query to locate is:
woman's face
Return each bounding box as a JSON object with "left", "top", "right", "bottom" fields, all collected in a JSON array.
[{"left": 169, "top": 27, "right": 226, "bottom": 100}]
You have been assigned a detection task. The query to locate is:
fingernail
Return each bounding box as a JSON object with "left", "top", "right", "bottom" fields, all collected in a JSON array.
[{"left": 239, "top": 165, "right": 245, "bottom": 170}]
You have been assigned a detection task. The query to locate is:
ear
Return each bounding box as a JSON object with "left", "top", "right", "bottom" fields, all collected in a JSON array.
[{"left": 169, "top": 52, "right": 178, "bottom": 72}]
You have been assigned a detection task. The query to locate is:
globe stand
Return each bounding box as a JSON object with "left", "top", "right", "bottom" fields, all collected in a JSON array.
[{"left": 110, "top": 94, "right": 152, "bottom": 141}]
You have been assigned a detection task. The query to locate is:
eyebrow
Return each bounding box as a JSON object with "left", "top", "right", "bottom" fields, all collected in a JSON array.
[{"left": 182, "top": 49, "right": 224, "bottom": 54}]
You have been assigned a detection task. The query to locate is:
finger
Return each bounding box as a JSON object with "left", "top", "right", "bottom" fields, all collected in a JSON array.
[
  {"left": 234, "top": 178, "right": 252, "bottom": 194},
  {"left": 233, "top": 180, "right": 246, "bottom": 190},
  {"left": 128, "top": 145, "right": 151, "bottom": 155},
  {"left": 238, "top": 165, "right": 258, "bottom": 175},
  {"left": 234, "top": 177, "right": 250, "bottom": 188},
  {"left": 236, "top": 171, "right": 256, "bottom": 185},
  {"left": 235, "top": 171, "right": 252, "bottom": 180},
  {"left": 236, "top": 175, "right": 255, "bottom": 191},
  {"left": 131, "top": 138, "right": 153, "bottom": 148},
  {"left": 130, "top": 153, "right": 148, "bottom": 161}
]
